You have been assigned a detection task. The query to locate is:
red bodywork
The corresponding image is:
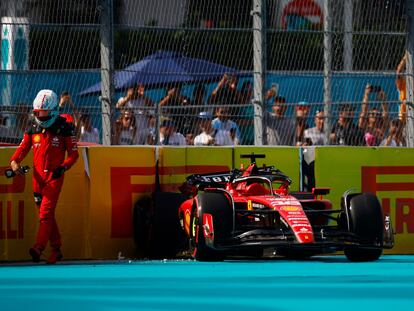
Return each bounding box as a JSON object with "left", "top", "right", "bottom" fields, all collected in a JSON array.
[{"left": 178, "top": 161, "right": 332, "bottom": 245}]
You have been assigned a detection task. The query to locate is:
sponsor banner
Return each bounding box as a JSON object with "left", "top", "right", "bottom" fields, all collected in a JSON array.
[
  {"left": 315, "top": 147, "right": 414, "bottom": 254},
  {"left": 0, "top": 147, "right": 88, "bottom": 261},
  {"left": 86, "top": 146, "right": 156, "bottom": 259},
  {"left": 234, "top": 146, "right": 301, "bottom": 191}
]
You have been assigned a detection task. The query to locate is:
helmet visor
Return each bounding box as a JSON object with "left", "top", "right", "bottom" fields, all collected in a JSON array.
[{"left": 33, "top": 110, "right": 52, "bottom": 122}]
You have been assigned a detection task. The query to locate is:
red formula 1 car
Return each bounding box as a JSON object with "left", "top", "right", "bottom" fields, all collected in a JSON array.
[{"left": 133, "top": 154, "right": 394, "bottom": 261}]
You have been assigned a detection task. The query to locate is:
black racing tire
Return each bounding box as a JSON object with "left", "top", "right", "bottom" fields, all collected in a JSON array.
[
  {"left": 344, "top": 193, "right": 384, "bottom": 262},
  {"left": 189, "top": 192, "right": 232, "bottom": 261},
  {"left": 151, "top": 192, "right": 187, "bottom": 259},
  {"left": 133, "top": 195, "right": 153, "bottom": 258},
  {"left": 133, "top": 192, "right": 186, "bottom": 259}
]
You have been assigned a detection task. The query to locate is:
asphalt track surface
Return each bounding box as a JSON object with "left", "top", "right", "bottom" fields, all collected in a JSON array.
[{"left": 0, "top": 255, "right": 413, "bottom": 311}]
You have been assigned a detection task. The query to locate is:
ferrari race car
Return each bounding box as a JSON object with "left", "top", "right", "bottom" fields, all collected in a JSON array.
[{"left": 133, "top": 154, "right": 394, "bottom": 262}]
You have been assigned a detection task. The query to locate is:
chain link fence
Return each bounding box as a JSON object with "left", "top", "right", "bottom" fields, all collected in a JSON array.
[{"left": 0, "top": 0, "right": 410, "bottom": 147}]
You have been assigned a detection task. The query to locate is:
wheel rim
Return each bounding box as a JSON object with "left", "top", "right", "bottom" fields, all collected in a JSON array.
[{"left": 189, "top": 213, "right": 198, "bottom": 257}]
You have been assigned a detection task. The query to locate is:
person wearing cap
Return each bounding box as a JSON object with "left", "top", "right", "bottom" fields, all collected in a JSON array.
[
  {"left": 9, "top": 89, "right": 79, "bottom": 264},
  {"left": 264, "top": 96, "right": 295, "bottom": 145},
  {"left": 160, "top": 119, "right": 186, "bottom": 145},
  {"left": 194, "top": 111, "right": 215, "bottom": 146}
]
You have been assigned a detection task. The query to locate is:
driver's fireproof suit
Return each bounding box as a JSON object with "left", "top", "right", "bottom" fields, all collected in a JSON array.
[{"left": 10, "top": 116, "right": 79, "bottom": 251}]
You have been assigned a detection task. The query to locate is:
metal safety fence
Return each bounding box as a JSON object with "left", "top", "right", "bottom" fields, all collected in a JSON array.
[{"left": 0, "top": 0, "right": 412, "bottom": 147}]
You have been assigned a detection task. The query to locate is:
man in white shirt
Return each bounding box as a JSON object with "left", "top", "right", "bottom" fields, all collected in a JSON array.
[
  {"left": 194, "top": 111, "right": 215, "bottom": 146},
  {"left": 303, "top": 110, "right": 327, "bottom": 146},
  {"left": 211, "top": 107, "right": 240, "bottom": 146}
]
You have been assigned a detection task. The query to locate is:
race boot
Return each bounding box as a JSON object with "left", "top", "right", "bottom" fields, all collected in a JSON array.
[
  {"left": 29, "top": 245, "right": 43, "bottom": 263},
  {"left": 47, "top": 248, "right": 63, "bottom": 264}
]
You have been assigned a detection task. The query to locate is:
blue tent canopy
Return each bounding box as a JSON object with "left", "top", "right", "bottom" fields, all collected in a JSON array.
[{"left": 79, "top": 50, "right": 239, "bottom": 96}]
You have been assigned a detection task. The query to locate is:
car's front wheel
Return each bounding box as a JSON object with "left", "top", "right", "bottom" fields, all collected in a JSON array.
[
  {"left": 189, "top": 192, "right": 232, "bottom": 261},
  {"left": 344, "top": 193, "right": 384, "bottom": 262}
]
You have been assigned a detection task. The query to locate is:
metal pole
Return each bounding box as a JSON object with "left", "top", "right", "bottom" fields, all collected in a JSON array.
[
  {"left": 252, "top": 0, "right": 266, "bottom": 146},
  {"left": 323, "top": 0, "right": 333, "bottom": 142},
  {"left": 343, "top": 0, "right": 353, "bottom": 71},
  {"left": 406, "top": 0, "right": 414, "bottom": 147},
  {"left": 99, "top": 0, "right": 114, "bottom": 146}
]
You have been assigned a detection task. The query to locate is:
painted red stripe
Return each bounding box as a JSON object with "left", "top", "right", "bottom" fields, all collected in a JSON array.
[{"left": 375, "top": 182, "right": 414, "bottom": 191}]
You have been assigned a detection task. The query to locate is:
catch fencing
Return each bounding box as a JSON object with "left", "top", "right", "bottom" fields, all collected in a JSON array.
[{"left": 0, "top": 0, "right": 412, "bottom": 146}]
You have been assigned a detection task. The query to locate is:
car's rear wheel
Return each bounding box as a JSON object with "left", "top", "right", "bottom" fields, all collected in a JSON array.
[
  {"left": 133, "top": 192, "right": 186, "bottom": 259},
  {"left": 344, "top": 193, "right": 384, "bottom": 262},
  {"left": 189, "top": 192, "right": 232, "bottom": 261}
]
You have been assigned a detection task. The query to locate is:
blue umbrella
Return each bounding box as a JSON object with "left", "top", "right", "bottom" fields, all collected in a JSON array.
[{"left": 79, "top": 50, "right": 238, "bottom": 96}]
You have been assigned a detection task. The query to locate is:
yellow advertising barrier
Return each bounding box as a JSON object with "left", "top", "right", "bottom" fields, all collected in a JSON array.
[
  {"left": 2, "top": 145, "right": 413, "bottom": 261},
  {"left": 315, "top": 147, "right": 414, "bottom": 254},
  {"left": 86, "top": 146, "right": 156, "bottom": 259},
  {"left": 0, "top": 147, "right": 88, "bottom": 261}
]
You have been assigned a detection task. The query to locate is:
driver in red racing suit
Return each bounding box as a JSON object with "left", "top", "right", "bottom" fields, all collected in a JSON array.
[{"left": 10, "top": 89, "right": 79, "bottom": 264}]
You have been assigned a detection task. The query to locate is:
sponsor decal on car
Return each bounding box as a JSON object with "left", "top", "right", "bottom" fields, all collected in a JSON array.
[{"left": 281, "top": 206, "right": 300, "bottom": 211}]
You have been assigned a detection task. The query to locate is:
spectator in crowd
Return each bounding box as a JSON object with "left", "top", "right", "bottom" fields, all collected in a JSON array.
[
  {"left": 192, "top": 83, "right": 207, "bottom": 107},
  {"left": 264, "top": 96, "right": 295, "bottom": 145},
  {"left": 194, "top": 111, "right": 215, "bottom": 146},
  {"left": 14, "top": 102, "right": 33, "bottom": 139},
  {"left": 183, "top": 83, "right": 208, "bottom": 136},
  {"left": 238, "top": 80, "right": 255, "bottom": 145},
  {"left": 303, "top": 110, "right": 327, "bottom": 146},
  {"left": 117, "top": 84, "right": 154, "bottom": 142},
  {"left": 0, "top": 114, "right": 15, "bottom": 143},
  {"left": 380, "top": 118, "right": 406, "bottom": 147},
  {"left": 358, "top": 84, "right": 389, "bottom": 146},
  {"left": 159, "top": 119, "right": 186, "bottom": 145},
  {"left": 330, "top": 104, "right": 365, "bottom": 146},
  {"left": 396, "top": 52, "right": 407, "bottom": 123},
  {"left": 212, "top": 107, "right": 240, "bottom": 146},
  {"left": 59, "top": 91, "right": 79, "bottom": 127},
  {"left": 185, "top": 133, "right": 195, "bottom": 145},
  {"left": 159, "top": 84, "right": 191, "bottom": 134},
  {"left": 265, "top": 83, "right": 279, "bottom": 110},
  {"left": 10, "top": 89, "right": 79, "bottom": 264},
  {"left": 78, "top": 113, "right": 100, "bottom": 144},
  {"left": 209, "top": 73, "right": 244, "bottom": 119},
  {"left": 113, "top": 109, "right": 137, "bottom": 145},
  {"left": 140, "top": 110, "right": 157, "bottom": 145},
  {"left": 295, "top": 101, "right": 310, "bottom": 146}
]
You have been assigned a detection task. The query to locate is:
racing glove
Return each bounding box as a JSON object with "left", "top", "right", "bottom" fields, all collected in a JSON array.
[{"left": 52, "top": 166, "right": 66, "bottom": 179}]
